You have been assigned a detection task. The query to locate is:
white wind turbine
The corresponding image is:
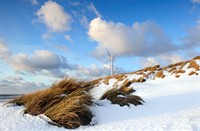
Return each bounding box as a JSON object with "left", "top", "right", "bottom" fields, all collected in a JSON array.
[{"left": 106, "top": 49, "right": 115, "bottom": 76}]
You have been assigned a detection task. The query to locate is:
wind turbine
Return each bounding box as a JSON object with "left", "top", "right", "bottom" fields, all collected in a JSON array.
[{"left": 106, "top": 49, "right": 114, "bottom": 76}]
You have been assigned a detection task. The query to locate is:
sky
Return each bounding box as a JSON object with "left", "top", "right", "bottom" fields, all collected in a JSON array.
[{"left": 0, "top": 0, "right": 199, "bottom": 94}]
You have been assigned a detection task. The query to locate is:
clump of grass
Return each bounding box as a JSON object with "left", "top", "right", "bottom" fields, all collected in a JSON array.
[
  {"left": 188, "top": 71, "right": 196, "bottom": 76},
  {"left": 7, "top": 78, "right": 94, "bottom": 129},
  {"left": 173, "top": 62, "right": 184, "bottom": 67},
  {"left": 155, "top": 70, "right": 165, "bottom": 78},
  {"left": 172, "top": 69, "right": 185, "bottom": 75},
  {"left": 193, "top": 56, "right": 200, "bottom": 60},
  {"left": 175, "top": 75, "right": 180, "bottom": 78},
  {"left": 178, "top": 62, "right": 187, "bottom": 70},
  {"left": 100, "top": 86, "right": 144, "bottom": 107},
  {"left": 45, "top": 89, "right": 93, "bottom": 129},
  {"left": 188, "top": 60, "right": 199, "bottom": 70},
  {"left": 168, "top": 67, "right": 176, "bottom": 73},
  {"left": 103, "top": 76, "right": 113, "bottom": 85}
]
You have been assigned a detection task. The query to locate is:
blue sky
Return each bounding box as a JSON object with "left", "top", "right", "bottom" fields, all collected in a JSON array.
[{"left": 0, "top": 0, "right": 199, "bottom": 94}]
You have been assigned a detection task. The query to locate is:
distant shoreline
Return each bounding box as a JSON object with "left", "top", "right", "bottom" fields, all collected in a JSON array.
[{"left": 0, "top": 94, "right": 23, "bottom": 101}]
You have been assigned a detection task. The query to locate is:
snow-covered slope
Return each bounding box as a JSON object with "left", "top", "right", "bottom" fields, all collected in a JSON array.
[{"left": 0, "top": 56, "right": 200, "bottom": 131}]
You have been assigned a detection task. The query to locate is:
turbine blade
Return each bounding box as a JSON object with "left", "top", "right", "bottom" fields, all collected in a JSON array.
[{"left": 106, "top": 49, "right": 111, "bottom": 57}]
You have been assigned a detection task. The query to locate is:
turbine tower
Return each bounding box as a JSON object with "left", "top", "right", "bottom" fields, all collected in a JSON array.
[{"left": 106, "top": 49, "right": 114, "bottom": 76}]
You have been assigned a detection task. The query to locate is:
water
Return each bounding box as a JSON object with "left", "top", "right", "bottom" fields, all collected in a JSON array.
[{"left": 0, "top": 94, "right": 23, "bottom": 102}]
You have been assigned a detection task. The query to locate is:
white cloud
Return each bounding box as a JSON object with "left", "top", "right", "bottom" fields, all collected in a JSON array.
[
  {"left": 140, "top": 57, "right": 160, "bottom": 67},
  {"left": 64, "top": 35, "right": 73, "bottom": 44},
  {"left": 77, "top": 64, "right": 110, "bottom": 79},
  {"left": 31, "top": 0, "right": 38, "bottom": 5},
  {"left": 11, "top": 50, "right": 66, "bottom": 71},
  {"left": 140, "top": 53, "right": 185, "bottom": 68},
  {"left": 191, "top": 0, "right": 200, "bottom": 4},
  {"left": 36, "top": 1, "right": 71, "bottom": 32},
  {"left": 0, "top": 42, "right": 76, "bottom": 78},
  {"left": 0, "top": 76, "right": 47, "bottom": 94},
  {"left": 76, "top": 63, "right": 125, "bottom": 80},
  {"left": 80, "top": 15, "right": 89, "bottom": 29},
  {"left": 87, "top": 3, "right": 102, "bottom": 17},
  {"left": 88, "top": 18, "right": 176, "bottom": 58}
]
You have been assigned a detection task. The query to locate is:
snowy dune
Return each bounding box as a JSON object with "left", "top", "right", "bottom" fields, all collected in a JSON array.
[{"left": 0, "top": 57, "right": 200, "bottom": 131}]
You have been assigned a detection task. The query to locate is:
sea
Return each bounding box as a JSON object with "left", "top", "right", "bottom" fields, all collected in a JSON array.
[{"left": 0, "top": 94, "right": 23, "bottom": 102}]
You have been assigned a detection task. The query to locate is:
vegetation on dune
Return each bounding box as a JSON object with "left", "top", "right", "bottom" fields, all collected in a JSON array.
[
  {"left": 8, "top": 78, "right": 95, "bottom": 129},
  {"left": 100, "top": 87, "right": 144, "bottom": 107},
  {"left": 188, "top": 60, "right": 199, "bottom": 70},
  {"left": 154, "top": 70, "right": 165, "bottom": 79}
]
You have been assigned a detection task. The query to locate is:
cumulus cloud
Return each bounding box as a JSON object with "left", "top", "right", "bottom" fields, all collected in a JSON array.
[
  {"left": 140, "top": 53, "right": 185, "bottom": 68},
  {"left": 88, "top": 18, "right": 177, "bottom": 58},
  {"left": 11, "top": 50, "right": 69, "bottom": 71},
  {"left": 0, "top": 76, "right": 47, "bottom": 94},
  {"left": 191, "top": 0, "right": 200, "bottom": 4},
  {"left": 76, "top": 63, "right": 125, "bottom": 80},
  {"left": 78, "top": 64, "right": 109, "bottom": 78},
  {"left": 0, "top": 42, "right": 76, "bottom": 78},
  {"left": 87, "top": 3, "right": 102, "bottom": 17},
  {"left": 36, "top": 1, "right": 71, "bottom": 32}
]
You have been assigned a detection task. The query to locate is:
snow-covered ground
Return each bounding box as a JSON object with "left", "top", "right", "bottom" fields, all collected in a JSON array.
[{"left": 0, "top": 73, "right": 199, "bottom": 131}]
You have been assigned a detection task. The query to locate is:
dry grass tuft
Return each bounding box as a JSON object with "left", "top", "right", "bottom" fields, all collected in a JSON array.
[
  {"left": 193, "top": 56, "right": 200, "bottom": 60},
  {"left": 172, "top": 70, "right": 185, "bottom": 74},
  {"left": 188, "top": 60, "right": 199, "bottom": 70},
  {"left": 115, "top": 74, "right": 127, "bottom": 81},
  {"left": 103, "top": 76, "right": 113, "bottom": 85},
  {"left": 168, "top": 67, "right": 176, "bottom": 73},
  {"left": 188, "top": 71, "right": 196, "bottom": 76},
  {"left": 178, "top": 62, "right": 187, "bottom": 70},
  {"left": 155, "top": 70, "right": 165, "bottom": 78},
  {"left": 8, "top": 78, "right": 94, "bottom": 129},
  {"left": 100, "top": 86, "right": 144, "bottom": 107},
  {"left": 45, "top": 89, "right": 93, "bottom": 129},
  {"left": 175, "top": 75, "right": 180, "bottom": 78},
  {"left": 173, "top": 62, "right": 184, "bottom": 67}
]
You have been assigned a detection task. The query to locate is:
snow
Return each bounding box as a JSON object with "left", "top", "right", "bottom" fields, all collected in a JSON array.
[
  {"left": 90, "top": 78, "right": 117, "bottom": 100},
  {"left": 0, "top": 72, "right": 200, "bottom": 130}
]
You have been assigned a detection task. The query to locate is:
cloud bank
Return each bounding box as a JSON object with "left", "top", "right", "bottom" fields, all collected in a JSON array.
[
  {"left": 0, "top": 41, "right": 77, "bottom": 78},
  {"left": 88, "top": 18, "right": 177, "bottom": 58}
]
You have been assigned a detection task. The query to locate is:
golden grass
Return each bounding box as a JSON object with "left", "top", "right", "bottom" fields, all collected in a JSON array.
[
  {"left": 172, "top": 69, "right": 186, "bottom": 75},
  {"left": 188, "top": 60, "right": 199, "bottom": 70},
  {"left": 155, "top": 70, "right": 165, "bottom": 78},
  {"left": 178, "top": 62, "right": 187, "bottom": 70},
  {"left": 188, "top": 71, "right": 196, "bottom": 76},
  {"left": 100, "top": 86, "right": 144, "bottom": 107},
  {"left": 8, "top": 78, "right": 94, "bottom": 129},
  {"left": 193, "top": 56, "right": 200, "bottom": 60},
  {"left": 44, "top": 89, "right": 93, "bottom": 129},
  {"left": 168, "top": 67, "right": 176, "bottom": 73},
  {"left": 103, "top": 76, "right": 113, "bottom": 85},
  {"left": 173, "top": 62, "right": 184, "bottom": 67},
  {"left": 175, "top": 75, "right": 180, "bottom": 78}
]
